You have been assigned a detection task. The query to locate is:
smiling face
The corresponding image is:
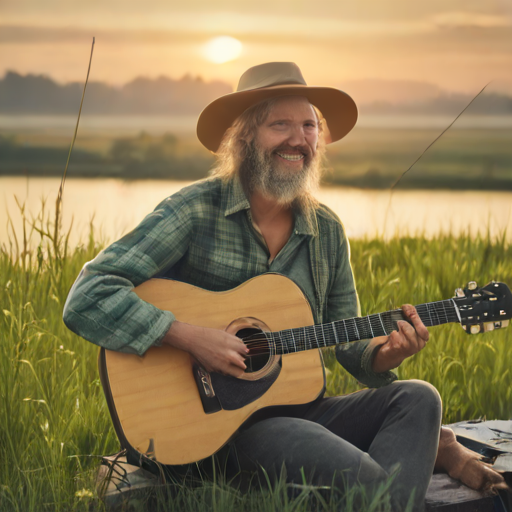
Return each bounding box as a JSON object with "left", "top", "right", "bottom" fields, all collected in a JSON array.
[
  {"left": 255, "top": 95, "right": 319, "bottom": 170},
  {"left": 242, "top": 96, "right": 322, "bottom": 204}
]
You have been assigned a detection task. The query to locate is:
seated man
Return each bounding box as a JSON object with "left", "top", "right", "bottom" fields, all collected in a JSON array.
[{"left": 64, "top": 62, "right": 448, "bottom": 511}]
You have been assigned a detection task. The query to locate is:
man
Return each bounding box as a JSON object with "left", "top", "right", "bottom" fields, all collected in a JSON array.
[{"left": 63, "top": 62, "right": 497, "bottom": 511}]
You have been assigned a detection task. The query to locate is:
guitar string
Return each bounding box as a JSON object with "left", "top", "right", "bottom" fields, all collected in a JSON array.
[
  {"left": 240, "top": 303, "right": 461, "bottom": 354},
  {"left": 242, "top": 313, "right": 461, "bottom": 352},
  {"left": 240, "top": 300, "right": 459, "bottom": 346},
  {"left": 241, "top": 308, "right": 461, "bottom": 349},
  {"left": 243, "top": 323, "right": 449, "bottom": 356},
  {"left": 238, "top": 283, "right": 488, "bottom": 354},
  {"left": 242, "top": 303, "right": 460, "bottom": 347}
]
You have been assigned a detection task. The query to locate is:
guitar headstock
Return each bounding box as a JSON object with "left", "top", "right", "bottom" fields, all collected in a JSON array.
[{"left": 453, "top": 281, "right": 512, "bottom": 334}]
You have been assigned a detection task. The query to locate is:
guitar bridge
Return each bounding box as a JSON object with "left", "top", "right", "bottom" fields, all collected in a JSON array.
[
  {"left": 192, "top": 363, "right": 222, "bottom": 414},
  {"left": 198, "top": 366, "right": 215, "bottom": 397}
]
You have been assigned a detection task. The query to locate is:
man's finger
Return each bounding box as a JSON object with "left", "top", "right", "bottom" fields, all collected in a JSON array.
[
  {"left": 396, "top": 321, "right": 421, "bottom": 353},
  {"left": 402, "top": 304, "right": 429, "bottom": 342}
]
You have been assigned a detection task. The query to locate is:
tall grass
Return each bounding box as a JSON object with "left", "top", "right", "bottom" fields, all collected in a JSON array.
[
  {"left": 325, "top": 231, "right": 512, "bottom": 422},
  {"left": 0, "top": 202, "right": 117, "bottom": 511},
  {"left": 1, "top": 203, "right": 511, "bottom": 510}
]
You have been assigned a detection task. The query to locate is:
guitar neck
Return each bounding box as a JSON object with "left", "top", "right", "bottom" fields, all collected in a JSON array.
[{"left": 267, "top": 299, "right": 459, "bottom": 355}]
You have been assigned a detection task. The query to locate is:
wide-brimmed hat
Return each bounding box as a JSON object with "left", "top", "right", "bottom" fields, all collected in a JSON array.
[{"left": 196, "top": 62, "right": 358, "bottom": 153}]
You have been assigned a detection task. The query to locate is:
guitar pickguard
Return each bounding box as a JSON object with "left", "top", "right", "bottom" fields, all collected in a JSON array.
[{"left": 209, "top": 357, "right": 282, "bottom": 411}]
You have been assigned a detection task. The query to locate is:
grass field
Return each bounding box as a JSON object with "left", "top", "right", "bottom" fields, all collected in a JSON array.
[{"left": 1, "top": 207, "right": 511, "bottom": 511}]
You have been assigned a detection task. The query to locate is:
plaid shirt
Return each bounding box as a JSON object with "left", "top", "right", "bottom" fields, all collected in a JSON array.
[{"left": 63, "top": 177, "right": 395, "bottom": 388}]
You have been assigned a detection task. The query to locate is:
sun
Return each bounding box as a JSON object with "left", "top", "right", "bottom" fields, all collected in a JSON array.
[{"left": 203, "top": 36, "right": 243, "bottom": 64}]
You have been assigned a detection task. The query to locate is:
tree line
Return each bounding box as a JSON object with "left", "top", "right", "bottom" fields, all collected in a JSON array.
[{"left": 1, "top": 71, "right": 511, "bottom": 116}]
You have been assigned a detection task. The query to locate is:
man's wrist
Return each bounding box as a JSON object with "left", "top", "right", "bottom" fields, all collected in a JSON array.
[
  {"left": 369, "top": 336, "right": 394, "bottom": 373},
  {"left": 161, "top": 320, "right": 195, "bottom": 352},
  {"left": 371, "top": 349, "right": 402, "bottom": 373}
]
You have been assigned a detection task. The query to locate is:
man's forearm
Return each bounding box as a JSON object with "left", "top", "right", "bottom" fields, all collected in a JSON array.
[{"left": 63, "top": 265, "right": 175, "bottom": 355}]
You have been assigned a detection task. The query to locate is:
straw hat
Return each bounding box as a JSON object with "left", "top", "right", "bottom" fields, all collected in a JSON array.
[{"left": 196, "top": 62, "right": 358, "bottom": 153}]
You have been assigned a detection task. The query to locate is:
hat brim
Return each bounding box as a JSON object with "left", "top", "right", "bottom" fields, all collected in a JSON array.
[{"left": 196, "top": 84, "right": 358, "bottom": 153}]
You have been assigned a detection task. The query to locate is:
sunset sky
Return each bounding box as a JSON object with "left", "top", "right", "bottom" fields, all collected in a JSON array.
[{"left": 2, "top": 0, "right": 512, "bottom": 97}]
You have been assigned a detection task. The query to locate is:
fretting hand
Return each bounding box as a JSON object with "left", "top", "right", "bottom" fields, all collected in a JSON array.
[{"left": 371, "top": 305, "right": 430, "bottom": 373}]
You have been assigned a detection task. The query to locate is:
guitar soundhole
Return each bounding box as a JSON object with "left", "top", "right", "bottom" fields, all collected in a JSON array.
[{"left": 237, "top": 327, "right": 271, "bottom": 374}]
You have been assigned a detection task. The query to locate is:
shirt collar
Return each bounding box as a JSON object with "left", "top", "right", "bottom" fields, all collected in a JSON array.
[
  {"left": 295, "top": 209, "right": 317, "bottom": 236},
  {"left": 223, "top": 177, "right": 318, "bottom": 236},
  {"left": 224, "top": 177, "right": 250, "bottom": 216}
]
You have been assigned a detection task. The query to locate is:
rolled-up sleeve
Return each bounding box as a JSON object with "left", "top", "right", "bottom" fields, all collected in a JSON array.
[
  {"left": 63, "top": 196, "right": 192, "bottom": 355},
  {"left": 327, "top": 230, "right": 397, "bottom": 388}
]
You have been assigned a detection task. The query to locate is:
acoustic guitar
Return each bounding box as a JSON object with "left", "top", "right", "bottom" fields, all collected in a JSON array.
[{"left": 98, "top": 274, "right": 512, "bottom": 466}]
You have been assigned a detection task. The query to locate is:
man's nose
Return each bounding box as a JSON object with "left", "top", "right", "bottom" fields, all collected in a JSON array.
[{"left": 286, "top": 125, "right": 307, "bottom": 146}]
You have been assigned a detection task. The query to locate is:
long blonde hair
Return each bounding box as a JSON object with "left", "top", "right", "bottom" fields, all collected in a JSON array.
[{"left": 210, "top": 96, "right": 327, "bottom": 224}]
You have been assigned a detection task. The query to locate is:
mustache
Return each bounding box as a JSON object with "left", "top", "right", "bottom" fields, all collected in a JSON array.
[{"left": 271, "top": 144, "right": 312, "bottom": 157}]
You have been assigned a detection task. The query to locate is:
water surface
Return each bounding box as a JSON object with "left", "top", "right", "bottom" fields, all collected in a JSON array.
[{"left": 2, "top": 177, "right": 511, "bottom": 249}]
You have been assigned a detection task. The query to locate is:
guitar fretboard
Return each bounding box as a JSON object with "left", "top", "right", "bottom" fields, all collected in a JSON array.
[{"left": 266, "top": 299, "right": 459, "bottom": 355}]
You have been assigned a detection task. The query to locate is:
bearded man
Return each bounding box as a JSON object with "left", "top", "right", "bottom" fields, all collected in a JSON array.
[{"left": 64, "top": 62, "right": 478, "bottom": 511}]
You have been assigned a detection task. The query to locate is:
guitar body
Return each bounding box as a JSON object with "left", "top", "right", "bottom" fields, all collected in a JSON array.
[{"left": 101, "top": 274, "right": 325, "bottom": 465}]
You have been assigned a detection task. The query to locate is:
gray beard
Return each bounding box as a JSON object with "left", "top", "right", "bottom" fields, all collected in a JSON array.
[{"left": 243, "top": 142, "right": 319, "bottom": 205}]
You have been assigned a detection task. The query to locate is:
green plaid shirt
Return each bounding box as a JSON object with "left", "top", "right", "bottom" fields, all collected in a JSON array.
[{"left": 63, "top": 177, "right": 395, "bottom": 388}]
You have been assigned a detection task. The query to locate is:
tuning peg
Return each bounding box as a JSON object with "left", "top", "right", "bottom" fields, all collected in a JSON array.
[
  {"left": 486, "top": 320, "right": 510, "bottom": 330},
  {"left": 467, "top": 281, "right": 478, "bottom": 290},
  {"left": 470, "top": 324, "right": 481, "bottom": 334},
  {"left": 455, "top": 288, "right": 465, "bottom": 297}
]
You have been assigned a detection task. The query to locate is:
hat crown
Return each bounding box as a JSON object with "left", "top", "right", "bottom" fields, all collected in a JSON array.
[{"left": 237, "top": 62, "right": 307, "bottom": 92}]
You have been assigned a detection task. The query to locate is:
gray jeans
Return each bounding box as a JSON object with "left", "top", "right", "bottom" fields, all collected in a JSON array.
[{"left": 218, "top": 379, "right": 442, "bottom": 512}]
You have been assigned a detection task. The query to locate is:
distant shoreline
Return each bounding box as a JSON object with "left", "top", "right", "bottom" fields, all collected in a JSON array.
[{"left": 2, "top": 118, "right": 510, "bottom": 191}]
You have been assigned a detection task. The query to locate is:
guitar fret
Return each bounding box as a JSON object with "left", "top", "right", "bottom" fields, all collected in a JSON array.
[
  {"left": 332, "top": 322, "right": 339, "bottom": 345},
  {"left": 284, "top": 331, "right": 291, "bottom": 354},
  {"left": 313, "top": 325, "right": 320, "bottom": 349},
  {"left": 352, "top": 318, "right": 360, "bottom": 340},
  {"left": 343, "top": 320, "right": 349, "bottom": 343},
  {"left": 430, "top": 304, "right": 439, "bottom": 325},
  {"left": 435, "top": 304, "right": 442, "bottom": 324},
  {"left": 441, "top": 301, "right": 448, "bottom": 323},
  {"left": 272, "top": 331, "right": 280, "bottom": 355},
  {"left": 433, "top": 303, "right": 442, "bottom": 325},
  {"left": 426, "top": 304, "right": 434, "bottom": 326},
  {"left": 282, "top": 331, "right": 289, "bottom": 354},
  {"left": 290, "top": 329, "right": 297, "bottom": 352},
  {"left": 369, "top": 314, "right": 380, "bottom": 337},
  {"left": 367, "top": 315, "right": 375, "bottom": 338},
  {"left": 378, "top": 314, "right": 386, "bottom": 336}
]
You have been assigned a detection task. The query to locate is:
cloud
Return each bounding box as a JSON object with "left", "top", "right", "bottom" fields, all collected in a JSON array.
[
  {"left": 0, "top": 16, "right": 465, "bottom": 47},
  {"left": 0, "top": 25, "right": 199, "bottom": 44},
  {"left": 432, "top": 11, "right": 512, "bottom": 29}
]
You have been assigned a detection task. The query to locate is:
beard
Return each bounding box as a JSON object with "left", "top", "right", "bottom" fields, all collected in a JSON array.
[{"left": 241, "top": 141, "right": 322, "bottom": 205}]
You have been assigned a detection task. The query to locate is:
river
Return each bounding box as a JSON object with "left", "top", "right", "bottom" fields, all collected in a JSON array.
[{"left": 1, "top": 176, "right": 511, "bottom": 250}]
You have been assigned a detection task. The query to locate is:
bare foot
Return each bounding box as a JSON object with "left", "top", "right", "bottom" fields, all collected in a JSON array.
[{"left": 434, "top": 427, "right": 508, "bottom": 493}]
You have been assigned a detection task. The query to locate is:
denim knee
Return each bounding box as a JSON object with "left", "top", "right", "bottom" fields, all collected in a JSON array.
[{"left": 392, "top": 380, "right": 442, "bottom": 421}]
